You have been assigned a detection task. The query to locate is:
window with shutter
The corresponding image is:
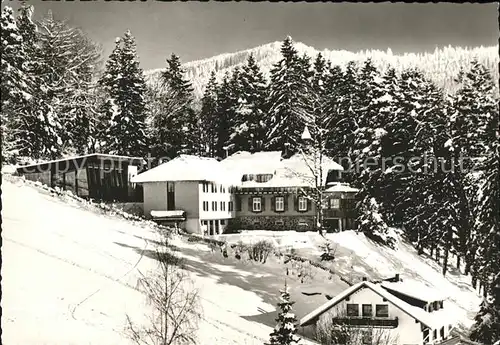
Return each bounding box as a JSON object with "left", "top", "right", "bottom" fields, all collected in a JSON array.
[
  {"left": 252, "top": 197, "right": 262, "bottom": 212},
  {"left": 298, "top": 197, "right": 307, "bottom": 211},
  {"left": 275, "top": 196, "right": 285, "bottom": 212}
]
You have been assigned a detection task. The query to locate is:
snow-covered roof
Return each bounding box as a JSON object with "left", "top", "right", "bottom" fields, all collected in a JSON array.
[
  {"left": 325, "top": 183, "right": 360, "bottom": 193},
  {"left": 150, "top": 210, "right": 186, "bottom": 218},
  {"left": 299, "top": 281, "right": 455, "bottom": 330},
  {"left": 276, "top": 153, "right": 344, "bottom": 187},
  {"left": 234, "top": 152, "right": 347, "bottom": 188},
  {"left": 131, "top": 155, "right": 240, "bottom": 184},
  {"left": 381, "top": 280, "right": 447, "bottom": 302},
  {"left": 220, "top": 151, "right": 283, "bottom": 175},
  {"left": 16, "top": 153, "right": 145, "bottom": 170}
]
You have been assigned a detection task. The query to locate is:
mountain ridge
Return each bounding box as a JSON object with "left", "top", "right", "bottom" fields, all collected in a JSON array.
[{"left": 145, "top": 40, "right": 499, "bottom": 98}]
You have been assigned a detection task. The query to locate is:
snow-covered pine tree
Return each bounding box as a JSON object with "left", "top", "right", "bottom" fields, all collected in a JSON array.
[
  {"left": 350, "top": 60, "right": 396, "bottom": 248},
  {"left": 214, "top": 70, "right": 240, "bottom": 158},
  {"left": 158, "top": 53, "right": 200, "bottom": 156},
  {"left": 229, "top": 54, "right": 268, "bottom": 153},
  {"left": 199, "top": 71, "right": 219, "bottom": 157},
  {"left": 323, "top": 62, "right": 359, "bottom": 166},
  {"left": 265, "top": 36, "right": 311, "bottom": 157},
  {"left": 447, "top": 60, "right": 498, "bottom": 278},
  {"left": 470, "top": 272, "right": 500, "bottom": 344},
  {"left": 37, "top": 11, "right": 101, "bottom": 155},
  {"left": 450, "top": 59, "right": 498, "bottom": 159},
  {"left": 391, "top": 68, "right": 449, "bottom": 255},
  {"left": 470, "top": 109, "right": 499, "bottom": 296},
  {"left": 266, "top": 282, "right": 301, "bottom": 345},
  {"left": 99, "top": 31, "right": 148, "bottom": 157},
  {"left": 1, "top": 6, "right": 29, "bottom": 163},
  {"left": 357, "top": 197, "right": 397, "bottom": 249},
  {"left": 14, "top": 5, "right": 64, "bottom": 160},
  {"left": 161, "top": 53, "right": 194, "bottom": 99}
]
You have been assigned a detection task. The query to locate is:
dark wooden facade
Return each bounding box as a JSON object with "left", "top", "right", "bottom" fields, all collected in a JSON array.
[{"left": 16, "top": 154, "right": 145, "bottom": 202}]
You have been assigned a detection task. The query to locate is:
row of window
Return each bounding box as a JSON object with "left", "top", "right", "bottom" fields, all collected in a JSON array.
[
  {"left": 201, "top": 182, "right": 235, "bottom": 194},
  {"left": 346, "top": 303, "right": 389, "bottom": 318},
  {"left": 202, "top": 201, "right": 234, "bottom": 212},
  {"left": 251, "top": 196, "right": 309, "bottom": 212}
]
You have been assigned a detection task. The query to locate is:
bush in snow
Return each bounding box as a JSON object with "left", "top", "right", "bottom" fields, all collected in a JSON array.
[
  {"left": 266, "top": 282, "right": 301, "bottom": 345},
  {"left": 319, "top": 240, "right": 337, "bottom": 262},
  {"left": 246, "top": 240, "right": 275, "bottom": 264}
]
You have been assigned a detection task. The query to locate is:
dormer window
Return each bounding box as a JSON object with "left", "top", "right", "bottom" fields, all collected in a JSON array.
[{"left": 257, "top": 174, "right": 273, "bottom": 183}]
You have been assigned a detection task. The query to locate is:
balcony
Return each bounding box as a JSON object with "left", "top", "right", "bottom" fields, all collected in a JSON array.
[{"left": 331, "top": 317, "right": 399, "bottom": 328}]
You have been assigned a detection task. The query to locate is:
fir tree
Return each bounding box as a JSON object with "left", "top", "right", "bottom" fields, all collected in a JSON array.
[
  {"left": 199, "top": 71, "right": 219, "bottom": 157},
  {"left": 37, "top": 11, "right": 101, "bottom": 155},
  {"left": 14, "top": 5, "right": 63, "bottom": 160},
  {"left": 1, "top": 6, "right": 29, "bottom": 162},
  {"left": 266, "top": 282, "right": 301, "bottom": 345},
  {"left": 230, "top": 54, "right": 268, "bottom": 153},
  {"left": 157, "top": 53, "right": 200, "bottom": 157},
  {"left": 470, "top": 121, "right": 499, "bottom": 295},
  {"left": 99, "top": 31, "right": 148, "bottom": 157},
  {"left": 265, "top": 36, "right": 311, "bottom": 157},
  {"left": 357, "top": 197, "right": 397, "bottom": 249},
  {"left": 324, "top": 61, "right": 359, "bottom": 168},
  {"left": 470, "top": 272, "right": 500, "bottom": 344},
  {"left": 214, "top": 70, "right": 240, "bottom": 158}
]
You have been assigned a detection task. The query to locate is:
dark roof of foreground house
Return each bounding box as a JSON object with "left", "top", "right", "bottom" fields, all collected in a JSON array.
[
  {"left": 16, "top": 153, "right": 146, "bottom": 173},
  {"left": 299, "top": 281, "right": 455, "bottom": 330}
]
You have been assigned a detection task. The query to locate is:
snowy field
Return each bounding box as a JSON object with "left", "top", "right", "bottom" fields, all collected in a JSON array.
[
  {"left": 214, "top": 229, "right": 482, "bottom": 330},
  {"left": 1, "top": 178, "right": 319, "bottom": 345},
  {"left": 2, "top": 176, "right": 481, "bottom": 344}
]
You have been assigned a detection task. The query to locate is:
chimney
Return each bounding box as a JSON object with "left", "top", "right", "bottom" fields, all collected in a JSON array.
[
  {"left": 395, "top": 273, "right": 400, "bottom": 282},
  {"left": 362, "top": 277, "right": 368, "bottom": 282}
]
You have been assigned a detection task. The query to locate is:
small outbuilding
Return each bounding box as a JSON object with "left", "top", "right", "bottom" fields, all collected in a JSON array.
[{"left": 16, "top": 153, "right": 145, "bottom": 202}]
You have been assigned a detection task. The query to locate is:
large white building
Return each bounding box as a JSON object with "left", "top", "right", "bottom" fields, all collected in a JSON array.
[
  {"left": 131, "top": 151, "right": 358, "bottom": 234},
  {"left": 299, "top": 277, "right": 456, "bottom": 345}
]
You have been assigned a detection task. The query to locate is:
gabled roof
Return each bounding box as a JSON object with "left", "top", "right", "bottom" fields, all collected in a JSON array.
[
  {"left": 131, "top": 155, "right": 239, "bottom": 184},
  {"left": 299, "top": 281, "right": 454, "bottom": 330},
  {"left": 381, "top": 280, "right": 447, "bottom": 303}
]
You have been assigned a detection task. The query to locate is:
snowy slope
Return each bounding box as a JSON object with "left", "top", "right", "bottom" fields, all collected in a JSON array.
[
  {"left": 214, "top": 229, "right": 482, "bottom": 331},
  {"left": 1, "top": 177, "right": 318, "bottom": 345},
  {"left": 145, "top": 41, "right": 499, "bottom": 98}
]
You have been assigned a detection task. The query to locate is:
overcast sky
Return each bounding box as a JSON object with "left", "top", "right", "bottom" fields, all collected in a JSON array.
[{"left": 4, "top": 1, "right": 498, "bottom": 70}]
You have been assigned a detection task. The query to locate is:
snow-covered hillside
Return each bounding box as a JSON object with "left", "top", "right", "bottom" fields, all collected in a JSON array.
[
  {"left": 2, "top": 176, "right": 482, "bottom": 344},
  {"left": 1, "top": 177, "right": 318, "bottom": 345},
  {"left": 145, "top": 41, "right": 499, "bottom": 98}
]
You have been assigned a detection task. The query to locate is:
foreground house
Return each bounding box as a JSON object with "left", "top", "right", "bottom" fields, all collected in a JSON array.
[
  {"left": 299, "top": 277, "right": 455, "bottom": 345},
  {"left": 15, "top": 153, "right": 145, "bottom": 202},
  {"left": 132, "top": 151, "right": 358, "bottom": 234}
]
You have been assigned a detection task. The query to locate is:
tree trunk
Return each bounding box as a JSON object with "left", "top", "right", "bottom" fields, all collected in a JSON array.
[
  {"left": 456, "top": 255, "right": 461, "bottom": 271},
  {"left": 442, "top": 249, "right": 449, "bottom": 276}
]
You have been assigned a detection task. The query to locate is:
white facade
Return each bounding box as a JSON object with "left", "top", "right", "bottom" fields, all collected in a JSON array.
[{"left": 198, "top": 182, "right": 236, "bottom": 235}]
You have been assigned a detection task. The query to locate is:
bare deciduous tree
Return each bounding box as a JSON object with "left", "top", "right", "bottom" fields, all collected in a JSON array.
[{"left": 126, "top": 236, "right": 202, "bottom": 345}]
